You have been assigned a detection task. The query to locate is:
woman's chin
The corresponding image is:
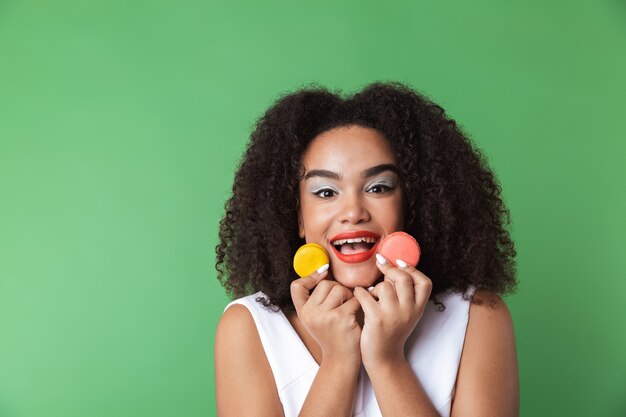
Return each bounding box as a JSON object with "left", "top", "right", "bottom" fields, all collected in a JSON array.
[{"left": 330, "top": 265, "right": 381, "bottom": 288}]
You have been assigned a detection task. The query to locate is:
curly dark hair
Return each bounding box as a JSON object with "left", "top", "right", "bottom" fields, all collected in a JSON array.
[{"left": 215, "top": 81, "right": 517, "bottom": 313}]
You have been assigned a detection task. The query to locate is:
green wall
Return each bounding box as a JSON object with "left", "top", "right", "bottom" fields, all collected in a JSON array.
[{"left": 1, "top": 1, "right": 625, "bottom": 416}]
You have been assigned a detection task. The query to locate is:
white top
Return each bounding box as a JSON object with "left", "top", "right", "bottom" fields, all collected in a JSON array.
[{"left": 224, "top": 288, "right": 474, "bottom": 417}]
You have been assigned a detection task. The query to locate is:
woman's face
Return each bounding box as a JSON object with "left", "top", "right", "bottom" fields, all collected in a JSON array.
[{"left": 298, "top": 125, "right": 404, "bottom": 288}]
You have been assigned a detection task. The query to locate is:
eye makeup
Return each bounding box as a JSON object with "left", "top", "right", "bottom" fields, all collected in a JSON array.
[
  {"left": 309, "top": 184, "right": 339, "bottom": 194},
  {"left": 365, "top": 173, "right": 399, "bottom": 190}
]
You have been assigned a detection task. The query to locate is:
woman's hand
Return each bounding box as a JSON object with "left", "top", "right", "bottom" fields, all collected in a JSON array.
[
  {"left": 353, "top": 255, "right": 432, "bottom": 370},
  {"left": 290, "top": 265, "right": 362, "bottom": 367}
]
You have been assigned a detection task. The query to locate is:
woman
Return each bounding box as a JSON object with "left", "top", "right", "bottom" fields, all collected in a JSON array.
[{"left": 214, "top": 81, "right": 519, "bottom": 417}]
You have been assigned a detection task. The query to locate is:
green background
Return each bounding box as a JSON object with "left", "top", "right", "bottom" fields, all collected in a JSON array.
[{"left": 1, "top": 1, "right": 625, "bottom": 416}]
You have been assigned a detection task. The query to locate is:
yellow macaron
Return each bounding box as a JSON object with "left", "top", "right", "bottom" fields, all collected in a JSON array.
[{"left": 293, "top": 243, "right": 329, "bottom": 278}]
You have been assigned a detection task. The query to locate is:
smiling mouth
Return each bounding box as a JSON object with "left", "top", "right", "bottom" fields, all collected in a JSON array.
[
  {"left": 330, "top": 235, "right": 380, "bottom": 263},
  {"left": 332, "top": 237, "right": 377, "bottom": 254}
]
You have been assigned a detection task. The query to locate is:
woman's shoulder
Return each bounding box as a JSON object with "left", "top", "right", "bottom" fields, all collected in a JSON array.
[
  {"left": 216, "top": 302, "right": 258, "bottom": 351},
  {"left": 451, "top": 289, "right": 519, "bottom": 416},
  {"left": 217, "top": 291, "right": 285, "bottom": 349},
  {"left": 469, "top": 289, "right": 513, "bottom": 318},
  {"left": 434, "top": 287, "right": 510, "bottom": 315},
  {"left": 216, "top": 292, "right": 268, "bottom": 351},
  {"left": 215, "top": 295, "right": 284, "bottom": 415},
  {"left": 464, "top": 289, "right": 515, "bottom": 339},
  {"left": 223, "top": 291, "right": 267, "bottom": 311}
]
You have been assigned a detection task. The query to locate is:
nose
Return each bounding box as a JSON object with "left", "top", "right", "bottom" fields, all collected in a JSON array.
[{"left": 337, "top": 190, "right": 370, "bottom": 224}]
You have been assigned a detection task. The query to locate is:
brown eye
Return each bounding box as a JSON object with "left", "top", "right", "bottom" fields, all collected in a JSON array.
[
  {"left": 368, "top": 184, "right": 392, "bottom": 193},
  {"left": 313, "top": 189, "right": 336, "bottom": 199}
]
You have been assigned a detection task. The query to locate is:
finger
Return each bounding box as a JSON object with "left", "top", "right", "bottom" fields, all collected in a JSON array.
[
  {"left": 375, "top": 253, "right": 397, "bottom": 276},
  {"left": 310, "top": 279, "right": 340, "bottom": 305},
  {"left": 376, "top": 255, "right": 420, "bottom": 304},
  {"left": 367, "top": 280, "right": 389, "bottom": 301},
  {"left": 367, "top": 281, "right": 382, "bottom": 300},
  {"left": 391, "top": 272, "right": 414, "bottom": 306},
  {"left": 321, "top": 284, "right": 352, "bottom": 309},
  {"left": 375, "top": 280, "right": 398, "bottom": 306},
  {"left": 394, "top": 261, "right": 433, "bottom": 307},
  {"left": 353, "top": 287, "right": 379, "bottom": 317},
  {"left": 376, "top": 255, "right": 412, "bottom": 283},
  {"left": 376, "top": 254, "right": 405, "bottom": 291},
  {"left": 336, "top": 295, "right": 361, "bottom": 314},
  {"left": 381, "top": 262, "right": 414, "bottom": 306},
  {"left": 290, "top": 264, "right": 329, "bottom": 312}
]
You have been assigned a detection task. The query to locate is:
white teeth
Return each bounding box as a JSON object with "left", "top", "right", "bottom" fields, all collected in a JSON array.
[{"left": 331, "top": 236, "right": 378, "bottom": 245}]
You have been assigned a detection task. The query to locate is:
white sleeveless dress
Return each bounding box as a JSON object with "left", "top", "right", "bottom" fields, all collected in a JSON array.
[{"left": 224, "top": 288, "right": 474, "bottom": 417}]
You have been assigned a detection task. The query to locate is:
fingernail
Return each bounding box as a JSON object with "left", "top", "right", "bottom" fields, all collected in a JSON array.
[
  {"left": 376, "top": 254, "right": 387, "bottom": 264},
  {"left": 396, "top": 259, "right": 408, "bottom": 268},
  {"left": 316, "top": 264, "right": 329, "bottom": 274},
  {"left": 367, "top": 286, "right": 375, "bottom": 292}
]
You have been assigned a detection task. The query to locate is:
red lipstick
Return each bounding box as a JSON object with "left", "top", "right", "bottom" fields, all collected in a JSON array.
[{"left": 330, "top": 231, "right": 380, "bottom": 264}]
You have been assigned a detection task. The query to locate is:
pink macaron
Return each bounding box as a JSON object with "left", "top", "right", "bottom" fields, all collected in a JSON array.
[{"left": 377, "top": 231, "right": 421, "bottom": 268}]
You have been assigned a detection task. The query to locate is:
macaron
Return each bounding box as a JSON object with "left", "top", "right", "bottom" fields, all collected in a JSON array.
[
  {"left": 377, "top": 231, "right": 421, "bottom": 268},
  {"left": 293, "top": 243, "right": 330, "bottom": 278}
]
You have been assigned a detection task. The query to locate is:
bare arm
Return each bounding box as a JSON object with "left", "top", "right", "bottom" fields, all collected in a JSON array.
[
  {"left": 354, "top": 258, "right": 440, "bottom": 416},
  {"left": 292, "top": 268, "right": 363, "bottom": 417},
  {"left": 298, "top": 356, "right": 360, "bottom": 417},
  {"left": 366, "top": 358, "right": 440, "bottom": 416},
  {"left": 215, "top": 267, "right": 363, "bottom": 417},
  {"left": 365, "top": 291, "right": 519, "bottom": 417},
  {"left": 215, "top": 304, "right": 284, "bottom": 417},
  {"left": 356, "top": 292, "right": 519, "bottom": 417},
  {"left": 354, "top": 258, "right": 519, "bottom": 416},
  {"left": 450, "top": 290, "right": 519, "bottom": 417}
]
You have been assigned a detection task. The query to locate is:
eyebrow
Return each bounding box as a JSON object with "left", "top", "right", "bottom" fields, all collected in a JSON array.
[{"left": 304, "top": 164, "right": 400, "bottom": 181}]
